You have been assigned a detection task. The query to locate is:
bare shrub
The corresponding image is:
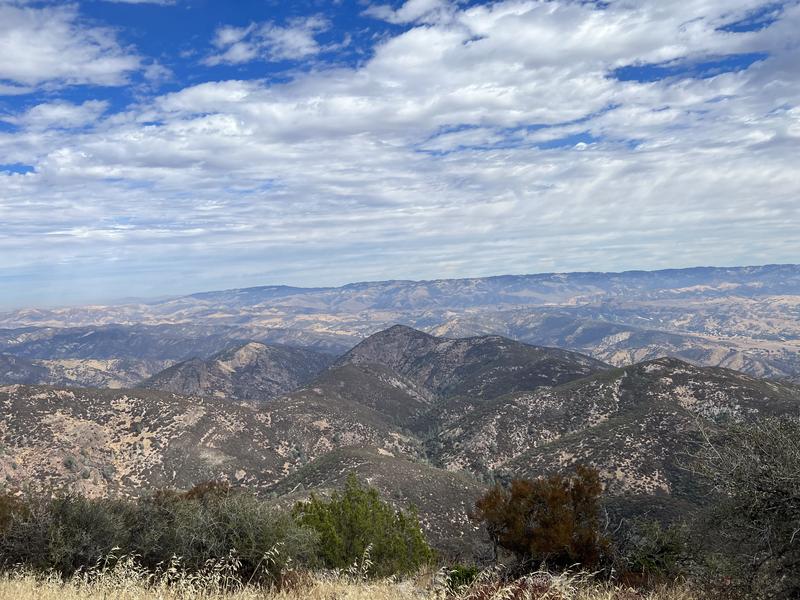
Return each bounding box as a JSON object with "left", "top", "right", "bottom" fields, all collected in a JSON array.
[{"left": 472, "top": 466, "right": 610, "bottom": 571}]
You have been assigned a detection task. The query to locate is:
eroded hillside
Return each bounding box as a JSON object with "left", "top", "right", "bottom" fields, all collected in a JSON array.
[{"left": 1, "top": 324, "right": 799, "bottom": 553}]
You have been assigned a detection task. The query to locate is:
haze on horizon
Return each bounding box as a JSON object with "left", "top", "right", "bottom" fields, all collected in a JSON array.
[{"left": 1, "top": 0, "right": 799, "bottom": 308}]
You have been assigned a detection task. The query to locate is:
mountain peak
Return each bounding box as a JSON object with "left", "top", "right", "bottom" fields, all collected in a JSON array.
[
  {"left": 636, "top": 356, "right": 699, "bottom": 373},
  {"left": 339, "top": 326, "right": 607, "bottom": 400},
  {"left": 143, "top": 342, "right": 332, "bottom": 403},
  {"left": 219, "top": 342, "right": 269, "bottom": 367},
  {"left": 376, "top": 324, "right": 435, "bottom": 338},
  {"left": 337, "top": 325, "right": 439, "bottom": 371}
]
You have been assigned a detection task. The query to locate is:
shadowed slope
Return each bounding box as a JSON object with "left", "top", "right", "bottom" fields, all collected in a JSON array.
[{"left": 339, "top": 325, "right": 608, "bottom": 400}]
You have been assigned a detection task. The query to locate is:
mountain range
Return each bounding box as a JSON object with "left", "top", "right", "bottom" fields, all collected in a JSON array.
[
  {"left": 1, "top": 265, "right": 798, "bottom": 386},
  {"left": 1, "top": 265, "right": 800, "bottom": 556},
  {"left": 2, "top": 322, "right": 799, "bottom": 555}
]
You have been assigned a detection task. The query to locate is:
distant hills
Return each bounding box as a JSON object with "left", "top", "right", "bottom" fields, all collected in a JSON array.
[
  {"left": 2, "top": 323, "right": 798, "bottom": 555},
  {"left": 4, "top": 265, "right": 800, "bottom": 327},
  {"left": 2, "top": 265, "right": 800, "bottom": 555},
  {"left": 0, "top": 352, "right": 170, "bottom": 389},
  {"left": 1, "top": 264, "right": 798, "bottom": 384}
]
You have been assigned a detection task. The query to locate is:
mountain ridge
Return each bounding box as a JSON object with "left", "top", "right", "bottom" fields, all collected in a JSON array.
[
  {"left": 338, "top": 325, "right": 609, "bottom": 401},
  {"left": 2, "top": 325, "right": 800, "bottom": 554},
  {"left": 142, "top": 342, "right": 332, "bottom": 403},
  {"left": 2, "top": 265, "right": 798, "bottom": 383},
  {"left": 3, "top": 264, "right": 800, "bottom": 326}
]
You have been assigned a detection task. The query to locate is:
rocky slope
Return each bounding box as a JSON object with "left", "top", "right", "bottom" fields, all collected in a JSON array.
[
  {"left": 309, "top": 363, "right": 435, "bottom": 431},
  {"left": 0, "top": 385, "right": 280, "bottom": 496},
  {"left": 434, "top": 357, "right": 800, "bottom": 514},
  {"left": 0, "top": 381, "right": 421, "bottom": 497},
  {"left": 0, "top": 325, "right": 601, "bottom": 496},
  {"left": 0, "top": 375, "right": 480, "bottom": 554},
  {"left": 2, "top": 324, "right": 800, "bottom": 553},
  {"left": 142, "top": 342, "right": 332, "bottom": 403}
]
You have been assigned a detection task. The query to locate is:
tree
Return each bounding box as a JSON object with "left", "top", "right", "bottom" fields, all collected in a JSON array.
[
  {"left": 692, "top": 417, "right": 800, "bottom": 599},
  {"left": 473, "top": 465, "right": 609, "bottom": 570},
  {"left": 292, "top": 474, "right": 433, "bottom": 577}
]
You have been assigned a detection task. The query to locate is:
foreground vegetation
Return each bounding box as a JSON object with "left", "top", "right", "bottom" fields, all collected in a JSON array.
[
  {"left": 0, "top": 416, "right": 797, "bottom": 599},
  {"left": 0, "top": 475, "right": 432, "bottom": 583},
  {"left": 0, "top": 566, "right": 700, "bottom": 600}
]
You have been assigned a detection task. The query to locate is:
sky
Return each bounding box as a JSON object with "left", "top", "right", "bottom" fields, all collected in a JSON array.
[{"left": 0, "top": 0, "right": 799, "bottom": 308}]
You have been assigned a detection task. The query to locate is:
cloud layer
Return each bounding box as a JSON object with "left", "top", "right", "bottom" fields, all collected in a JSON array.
[
  {"left": 0, "top": 0, "right": 799, "bottom": 307},
  {"left": 0, "top": 2, "right": 140, "bottom": 92}
]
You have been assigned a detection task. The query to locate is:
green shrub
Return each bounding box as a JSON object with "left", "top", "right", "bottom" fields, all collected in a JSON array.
[
  {"left": 446, "top": 563, "right": 480, "bottom": 592},
  {"left": 136, "top": 489, "right": 317, "bottom": 582},
  {"left": 0, "top": 494, "right": 133, "bottom": 575},
  {"left": 0, "top": 485, "right": 317, "bottom": 584},
  {"left": 62, "top": 455, "right": 79, "bottom": 472},
  {"left": 0, "top": 492, "right": 25, "bottom": 536},
  {"left": 293, "top": 474, "right": 434, "bottom": 577}
]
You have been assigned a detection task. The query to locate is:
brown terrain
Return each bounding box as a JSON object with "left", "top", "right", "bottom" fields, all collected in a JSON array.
[{"left": 1, "top": 265, "right": 799, "bottom": 554}]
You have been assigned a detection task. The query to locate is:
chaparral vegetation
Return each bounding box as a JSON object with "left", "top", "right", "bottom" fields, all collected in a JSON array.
[{"left": 0, "top": 416, "right": 797, "bottom": 599}]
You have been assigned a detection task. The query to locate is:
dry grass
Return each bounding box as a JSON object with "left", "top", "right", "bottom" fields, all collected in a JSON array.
[
  {"left": 0, "top": 574, "right": 423, "bottom": 600},
  {"left": 0, "top": 549, "right": 700, "bottom": 600},
  {"left": 0, "top": 568, "right": 700, "bottom": 600}
]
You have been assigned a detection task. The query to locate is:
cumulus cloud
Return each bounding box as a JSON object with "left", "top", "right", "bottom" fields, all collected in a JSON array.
[
  {"left": 0, "top": 0, "right": 799, "bottom": 305},
  {"left": 205, "top": 16, "right": 330, "bottom": 65},
  {"left": 0, "top": 3, "right": 141, "bottom": 90},
  {"left": 2, "top": 100, "right": 108, "bottom": 130}
]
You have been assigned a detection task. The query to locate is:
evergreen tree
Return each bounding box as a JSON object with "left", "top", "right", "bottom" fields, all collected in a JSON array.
[{"left": 293, "top": 473, "right": 433, "bottom": 577}]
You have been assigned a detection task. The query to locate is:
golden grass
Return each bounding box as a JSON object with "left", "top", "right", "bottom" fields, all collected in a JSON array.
[
  {"left": 0, "top": 570, "right": 700, "bottom": 600},
  {"left": 0, "top": 575, "right": 422, "bottom": 600}
]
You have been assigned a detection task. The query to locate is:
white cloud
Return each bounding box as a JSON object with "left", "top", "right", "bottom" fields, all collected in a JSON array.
[
  {"left": 0, "top": 3, "right": 140, "bottom": 90},
  {"left": 143, "top": 61, "right": 173, "bottom": 83},
  {"left": 205, "top": 16, "right": 330, "bottom": 65},
  {"left": 0, "top": 82, "right": 32, "bottom": 95},
  {"left": 364, "top": 0, "right": 455, "bottom": 24},
  {"left": 3, "top": 100, "right": 108, "bottom": 130},
  {"left": 1, "top": 0, "right": 799, "bottom": 304}
]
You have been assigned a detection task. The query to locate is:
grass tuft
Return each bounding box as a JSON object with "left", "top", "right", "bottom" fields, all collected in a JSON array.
[{"left": 0, "top": 562, "right": 700, "bottom": 600}]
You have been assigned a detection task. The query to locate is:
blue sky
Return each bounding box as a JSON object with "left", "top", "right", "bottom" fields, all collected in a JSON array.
[{"left": 0, "top": 0, "right": 799, "bottom": 309}]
